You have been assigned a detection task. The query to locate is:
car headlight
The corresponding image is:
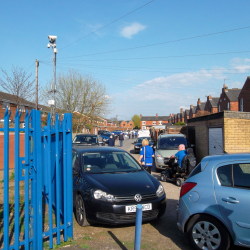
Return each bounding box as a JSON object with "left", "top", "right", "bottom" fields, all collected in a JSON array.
[
  {"left": 156, "top": 184, "right": 164, "bottom": 198},
  {"left": 93, "top": 190, "right": 115, "bottom": 202},
  {"left": 156, "top": 153, "right": 164, "bottom": 161},
  {"left": 135, "top": 146, "right": 139, "bottom": 148}
]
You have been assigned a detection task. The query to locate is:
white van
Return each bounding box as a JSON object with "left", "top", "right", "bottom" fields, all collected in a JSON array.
[{"left": 138, "top": 129, "right": 150, "bottom": 138}]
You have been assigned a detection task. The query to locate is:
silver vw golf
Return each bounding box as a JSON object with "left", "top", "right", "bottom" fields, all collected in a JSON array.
[{"left": 177, "top": 153, "right": 250, "bottom": 250}]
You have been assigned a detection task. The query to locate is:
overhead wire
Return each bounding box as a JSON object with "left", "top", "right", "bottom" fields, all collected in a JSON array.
[{"left": 59, "top": 26, "right": 250, "bottom": 59}]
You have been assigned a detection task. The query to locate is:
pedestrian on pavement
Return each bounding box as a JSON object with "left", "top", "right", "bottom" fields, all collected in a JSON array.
[
  {"left": 135, "top": 131, "right": 137, "bottom": 138},
  {"left": 138, "top": 139, "right": 154, "bottom": 174},
  {"left": 119, "top": 132, "right": 124, "bottom": 147},
  {"left": 132, "top": 130, "right": 135, "bottom": 139},
  {"left": 128, "top": 131, "right": 131, "bottom": 139},
  {"left": 108, "top": 135, "right": 115, "bottom": 147}
]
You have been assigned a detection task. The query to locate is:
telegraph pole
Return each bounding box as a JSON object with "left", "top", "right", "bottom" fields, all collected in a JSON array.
[{"left": 35, "top": 59, "right": 39, "bottom": 110}]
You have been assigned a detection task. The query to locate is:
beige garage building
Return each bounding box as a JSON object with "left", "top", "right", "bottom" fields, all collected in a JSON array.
[{"left": 187, "top": 111, "right": 250, "bottom": 163}]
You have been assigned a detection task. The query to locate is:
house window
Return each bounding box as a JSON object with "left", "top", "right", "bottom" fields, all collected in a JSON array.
[
  {"left": 142, "top": 121, "right": 146, "bottom": 125},
  {"left": 159, "top": 121, "right": 162, "bottom": 125},
  {"left": 240, "top": 98, "right": 243, "bottom": 111},
  {"left": 2, "top": 102, "right": 10, "bottom": 110},
  {"left": 153, "top": 121, "right": 156, "bottom": 125},
  {"left": 19, "top": 105, "right": 25, "bottom": 112},
  {"left": 227, "top": 102, "right": 230, "bottom": 110},
  {"left": 218, "top": 105, "right": 221, "bottom": 112}
]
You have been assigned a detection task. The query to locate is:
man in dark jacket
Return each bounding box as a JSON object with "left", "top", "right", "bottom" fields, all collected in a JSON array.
[
  {"left": 108, "top": 135, "right": 115, "bottom": 147},
  {"left": 119, "top": 133, "right": 124, "bottom": 147}
]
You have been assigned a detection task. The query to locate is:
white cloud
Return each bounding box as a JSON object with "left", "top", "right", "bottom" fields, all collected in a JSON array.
[
  {"left": 120, "top": 22, "right": 146, "bottom": 39},
  {"left": 230, "top": 58, "right": 250, "bottom": 73}
]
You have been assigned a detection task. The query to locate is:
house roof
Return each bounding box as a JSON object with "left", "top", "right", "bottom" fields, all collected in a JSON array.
[
  {"left": 185, "top": 110, "right": 190, "bottom": 115},
  {"left": 225, "top": 89, "right": 241, "bottom": 102},
  {"left": 209, "top": 97, "right": 219, "bottom": 107},
  {"left": 190, "top": 106, "right": 196, "bottom": 113},
  {"left": 197, "top": 102, "right": 206, "bottom": 111},
  {"left": 141, "top": 116, "right": 169, "bottom": 121}
]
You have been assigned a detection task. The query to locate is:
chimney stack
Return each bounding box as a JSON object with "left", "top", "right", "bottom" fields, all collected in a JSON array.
[
  {"left": 180, "top": 108, "right": 183, "bottom": 113},
  {"left": 190, "top": 104, "right": 193, "bottom": 109},
  {"left": 197, "top": 98, "right": 201, "bottom": 105},
  {"left": 140, "top": 114, "right": 142, "bottom": 118},
  {"left": 170, "top": 113, "right": 172, "bottom": 117},
  {"left": 156, "top": 113, "right": 158, "bottom": 117}
]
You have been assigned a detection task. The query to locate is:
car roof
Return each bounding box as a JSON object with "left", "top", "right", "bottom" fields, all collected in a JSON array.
[
  {"left": 201, "top": 153, "right": 250, "bottom": 171},
  {"left": 72, "top": 146, "right": 125, "bottom": 153},
  {"left": 74, "top": 134, "right": 97, "bottom": 136},
  {"left": 158, "top": 134, "right": 185, "bottom": 138}
]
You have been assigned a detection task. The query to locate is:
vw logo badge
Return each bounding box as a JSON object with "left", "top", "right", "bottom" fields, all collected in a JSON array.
[{"left": 134, "top": 194, "right": 142, "bottom": 202}]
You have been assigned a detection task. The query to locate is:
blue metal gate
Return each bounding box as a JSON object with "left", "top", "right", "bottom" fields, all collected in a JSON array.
[{"left": 1, "top": 109, "right": 73, "bottom": 249}]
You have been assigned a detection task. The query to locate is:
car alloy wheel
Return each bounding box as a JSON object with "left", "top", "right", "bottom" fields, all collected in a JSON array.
[
  {"left": 76, "top": 194, "right": 89, "bottom": 227},
  {"left": 176, "top": 178, "right": 183, "bottom": 187},
  {"left": 160, "top": 175, "right": 166, "bottom": 182},
  {"left": 187, "top": 214, "right": 230, "bottom": 250}
]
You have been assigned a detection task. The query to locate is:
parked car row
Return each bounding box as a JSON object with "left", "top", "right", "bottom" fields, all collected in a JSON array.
[{"left": 72, "top": 133, "right": 250, "bottom": 250}]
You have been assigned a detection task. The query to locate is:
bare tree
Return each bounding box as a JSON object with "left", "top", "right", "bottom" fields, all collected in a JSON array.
[
  {"left": 42, "top": 69, "right": 113, "bottom": 132},
  {"left": 0, "top": 66, "right": 35, "bottom": 105}
]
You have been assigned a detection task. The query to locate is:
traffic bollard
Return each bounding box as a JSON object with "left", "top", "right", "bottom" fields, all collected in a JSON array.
[{"left": 134, "top": 204, "right": 142, "bottom": 250}]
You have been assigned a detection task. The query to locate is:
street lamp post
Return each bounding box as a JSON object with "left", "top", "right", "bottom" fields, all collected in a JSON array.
[{"left": 47, "top": 35, "right": 57, "bottom": 123}]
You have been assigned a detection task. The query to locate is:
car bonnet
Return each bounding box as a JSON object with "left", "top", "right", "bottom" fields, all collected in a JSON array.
[{"left": 84, "top": 171, "right": 159, "bottom": 196}]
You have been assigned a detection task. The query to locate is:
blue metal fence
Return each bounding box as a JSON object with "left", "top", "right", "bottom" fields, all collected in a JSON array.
[{"left": 1, "top": 109, "right": 73, "bottom": 250}]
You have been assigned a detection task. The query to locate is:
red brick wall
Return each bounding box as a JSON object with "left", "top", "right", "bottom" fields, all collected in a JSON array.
[{"left": 0, "top": 133, "right": 25, "bottom": 170}]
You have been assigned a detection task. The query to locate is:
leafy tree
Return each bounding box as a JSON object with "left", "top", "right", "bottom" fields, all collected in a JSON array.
[
  {"left": 132, "top": 114, "right": 141, "bottom": 128},
  {"left": 0, "top": 65, "right": 35, "bottom": 106}
]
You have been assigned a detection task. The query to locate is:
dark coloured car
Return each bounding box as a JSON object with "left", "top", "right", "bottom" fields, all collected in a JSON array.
[
  {"left": 134, "top": 137, "right": 154, "bottom": 154},
  {"left": 98, "top": 130, "right": 108, "bottom": 135},
  {"left": 101, "top": 132, "right": 118, "bottom": 143},
  {"left": 72, "top": 146, "right": 166, "bottom": 226},
  {"left": 72, "top": 134, "right": 103, "bottom": 146},
  {"left": 112, "top": 130, "right": 123, "bottom": 136}
]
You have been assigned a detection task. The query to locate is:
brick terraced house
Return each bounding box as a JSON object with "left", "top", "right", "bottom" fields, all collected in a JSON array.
[
  {"left": 140, "top": 113, "right": 169, "bottom": 129},
  {"left": 218, "top": 84, "right": 241, "bottom": 112}
]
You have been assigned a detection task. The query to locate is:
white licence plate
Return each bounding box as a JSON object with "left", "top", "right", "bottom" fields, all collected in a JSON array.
[{"left": 125, "top": 203, "right": 152, "bottom": 213}]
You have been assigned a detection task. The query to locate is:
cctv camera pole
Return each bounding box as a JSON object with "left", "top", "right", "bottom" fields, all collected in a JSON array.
[{"left": 35, "top": 59, "right": 39, "bottom": 110}]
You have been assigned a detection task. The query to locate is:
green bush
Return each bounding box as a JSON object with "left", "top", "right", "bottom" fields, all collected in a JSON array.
[{"left": 174, "top": 122, "right": 186, "bottom": 125}]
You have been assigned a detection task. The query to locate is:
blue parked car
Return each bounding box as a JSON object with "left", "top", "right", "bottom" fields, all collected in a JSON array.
[
  {"left": 100, "top": 132, "right": 118, "bottom": 144},
  {"left": 177, "top": 153, "right": 250, "bottom": 250},
  {"left": 112, "top": 130, "right": 123, "bottom": 136}
]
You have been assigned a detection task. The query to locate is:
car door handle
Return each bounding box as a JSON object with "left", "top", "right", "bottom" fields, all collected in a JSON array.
[{"left": 222, "top": 197, "right": 239, "bottom": 204}]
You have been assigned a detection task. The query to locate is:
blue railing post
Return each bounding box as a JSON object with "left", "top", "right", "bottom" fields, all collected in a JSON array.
[
  {"left": 134, "top": 204, "right": 143, "bottom": 250},
  {"left": 3, "top": 108, "right": 10, "bottom": 250}
]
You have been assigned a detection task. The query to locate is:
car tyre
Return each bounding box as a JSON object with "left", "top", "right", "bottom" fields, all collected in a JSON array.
[
  {"left": 160, "top": 174, "right": 166, "bottom": 182},
  {"left": 176, "top": 178, "right": 183, "bottom": 187},
  {"left": 187, "top": 214, "right": 231, "bottom": 250},
  {"left": 75, "top": 194, "right": 89, "bottom": 227}
]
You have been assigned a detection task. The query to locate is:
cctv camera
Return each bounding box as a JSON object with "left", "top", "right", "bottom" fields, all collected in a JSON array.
[
  {"left": 48, "top": 35, "right": 57, "bottom": 40},
  {"left": 48, "top": 35, "right": 57, "bottom": 43},
  {"left": 47, "top": 43, "right": 51, "bottom": 48}
]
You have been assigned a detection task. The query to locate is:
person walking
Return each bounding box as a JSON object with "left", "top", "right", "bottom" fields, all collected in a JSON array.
[
  {"left": 108, "top": 135, "right": 115, "bottom": 147},
  {"left": 138, "top": 139, "right": 154, "bottom": 174},
  {"left": 132, "top": 130, "right": 135, "bottom": 139},
  {"left": 119, "top": 132, "right": 124, "bottom": 147},
  {"left": 128, "top": 131, "right": 131, "bottom": 139}
]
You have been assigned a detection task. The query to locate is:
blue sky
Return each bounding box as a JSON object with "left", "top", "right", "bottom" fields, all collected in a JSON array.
[{"left": 1, "top": 0, "right": 250, "bottom": 120}]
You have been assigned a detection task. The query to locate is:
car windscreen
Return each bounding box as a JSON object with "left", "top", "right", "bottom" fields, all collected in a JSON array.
[
  {"left": 81, "top": 152, "right": 142, "bottom": 173},
  {"left": 73, "top": 135, "right": 98, "bottom": 145},
  {"left": 137, "top": 137, "right": 151, "bottom": 143},
  {"left": 158, "top": 136, "right": 187, "bottom": 149}
]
